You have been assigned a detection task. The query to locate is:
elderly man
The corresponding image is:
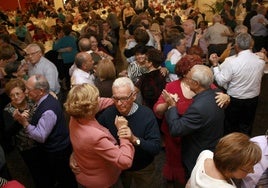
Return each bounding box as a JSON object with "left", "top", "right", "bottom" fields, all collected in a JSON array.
[
  {"left": 164, "top": 65, "right": 225, "bottom": 179},
  {"left": 24, "top": 43, "right": 60, "bottom": 95},
  {"left": 98, "top": 77, "right": 161, "bottom": 187},
  {"left": 69, "top": 37, "right": 101, "bottom": 77},
  {"left": 71, "top": 52, "right": 95, "bottom": 86},
  {"left": 204, "top": 14, "right": 232, "bottom": 57},
  {"left": 14, "top": 74, "right": 77, "bottom": 188},
  {"left": 210, "top": 33, "right": 265, "bottom": 136},
  {"left": 182, "top": 19, "right": 207, "bottom": 56}
]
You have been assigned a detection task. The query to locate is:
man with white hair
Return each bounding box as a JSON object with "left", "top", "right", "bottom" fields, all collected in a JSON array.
[
  {"left": 182, "top": 19, "right": 207, "bottom": 56},
  {"left": 204, "top": 14, "right": 232, "bottom": 57},
  {"left": 210, "top": 33, "right": 265, "bottom": 136},
  {"left": 24, "top": 43, "right": 60, "bottom": 95},
  {"left": 164, "top": 65, "right": 225, "bottom": 179}
]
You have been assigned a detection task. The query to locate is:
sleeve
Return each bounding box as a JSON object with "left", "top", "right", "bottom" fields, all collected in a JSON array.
[
  {"left": 139, "top": 113, "right": 161, "bottom": 155},
  {"left": 213, "top": 59, "right": 233, "bottom": 89},
  {"left": 165, "top": 105, "right": 203, "bottom": 137},
  {"left": 98, "top": 98, "right": 114, "bottom": 111},
  {"left": 94, "top": 134, "right": 134, "bottom": 169},
  {"left": 43, "top": 64, "right": 59, "bottom": 93},
  {"left": 25, "top": 110, "right": 57, "bottom": 143}
]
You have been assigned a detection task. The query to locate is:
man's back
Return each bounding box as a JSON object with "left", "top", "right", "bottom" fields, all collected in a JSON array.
[
  {"left": 166, "top": 89, "right": 224, "bottom": 177},
  {"left": 214, "top": 50, "right": 265, "bottom": 99}
]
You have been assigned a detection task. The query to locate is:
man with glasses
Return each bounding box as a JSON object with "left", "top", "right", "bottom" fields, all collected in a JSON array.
[
  {"left": 24, "top": 43, "right": 60, "bottom": 95},
  {"left": 97, "top": 77, "right": 161, "bottom": 187}
]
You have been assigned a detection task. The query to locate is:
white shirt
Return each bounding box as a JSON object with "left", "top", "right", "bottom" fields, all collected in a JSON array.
[
  {"left": 213, "top": 50, "right": 265, "bottom": 99},
  {"left": 241, "top": 135, "right": 268, "bottom": 188},
  {"left": 168, "top": 49, "right": 184, "bottom": 81},
  {"left": 204, "top": 22, "right": 230, "bottom": 45},
  {"left": 189, "top": 150, "right": 236, "bottom": 188},
  {"left": 71, "top": 68, "right": 95, "bottom": 86}
]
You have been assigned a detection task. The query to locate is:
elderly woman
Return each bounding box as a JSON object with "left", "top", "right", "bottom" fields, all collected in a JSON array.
[
  {"left": 64, "top": 84, "right": 134, "bottom": 188},
  {"left": 3, "top": 78, "right": 36, "bottom": 168},
  {"left": 187, "top": 132, "right": 261, "bottom": 187}
]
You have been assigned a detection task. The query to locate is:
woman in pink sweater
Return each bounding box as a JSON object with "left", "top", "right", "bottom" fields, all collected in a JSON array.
[{"left": 64, "top": 83, "right": 134, "bottom": 188}]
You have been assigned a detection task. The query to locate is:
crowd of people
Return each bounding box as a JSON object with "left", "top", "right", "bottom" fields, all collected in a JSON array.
[{"left": 0, "top": 0, "right": 268, "bottom": 187}]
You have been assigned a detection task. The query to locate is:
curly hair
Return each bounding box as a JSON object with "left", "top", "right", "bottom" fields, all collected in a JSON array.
[
  {"left": 5, "top": 78, "right": 26, "bottom": 96},
  {"left": 64, "top": 84, "right": 99, "bottom": 119},
  {"left": 175, "top": 54, "right": 202, "bottom": 77}
]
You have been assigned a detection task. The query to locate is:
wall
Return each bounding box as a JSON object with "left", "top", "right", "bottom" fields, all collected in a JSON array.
[{"left": 0, "top": 0, "right": 28, "bottom": 11}]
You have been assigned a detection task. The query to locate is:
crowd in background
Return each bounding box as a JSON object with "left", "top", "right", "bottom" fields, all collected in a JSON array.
[{"left": 0, "top": 0, "right": 268, "bottom": 187}]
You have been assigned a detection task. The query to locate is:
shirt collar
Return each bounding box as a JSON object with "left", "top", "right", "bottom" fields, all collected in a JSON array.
[{"left": 126, "top": 102, "right": 138, "bottom": 116}]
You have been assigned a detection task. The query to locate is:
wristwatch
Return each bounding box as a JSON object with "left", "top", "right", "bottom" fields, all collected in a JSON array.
[{"left": 135, "top": 138, "right": 141, "bottom": 146}]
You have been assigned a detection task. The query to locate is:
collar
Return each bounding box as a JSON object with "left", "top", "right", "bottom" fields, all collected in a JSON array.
[{"left": 126, "top": 102, "right": 138, "bottom": 116}]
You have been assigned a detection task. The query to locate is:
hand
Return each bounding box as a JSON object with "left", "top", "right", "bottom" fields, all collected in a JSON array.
[
  {"left": 162, "top": 89, "right": 178, "bottom": 107},
  {"left": 114, "top": 115, "right": 128, "bottom": 129},
  {"left": 159, "top": 67, "right": 168, "bottom": 77},
  {"left": 215, "top": 92, "right": 230, "bottom": 108},
  {"left": 117, "top": 125, "right": 132, "bottom": 140},
  {"left": 13, "top": 109, "right": 29, "bottom": 128},
  {"left": 69, "top": 153, "right": 80, "bottom": 174}
]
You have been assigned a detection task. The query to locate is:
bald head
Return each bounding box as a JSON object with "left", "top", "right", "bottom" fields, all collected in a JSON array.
[
  {"left": 78, "top": 38, "right": 92, "bottom": 52},
  {"left": 74, "top": 52, "right": 94, "bottom": 72}
]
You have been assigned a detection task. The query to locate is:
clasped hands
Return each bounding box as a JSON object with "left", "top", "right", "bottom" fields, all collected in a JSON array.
[
  {"left": 13, "top": 109, "right": 30, "bottom": 128},
  {"left": 115, "top": 115, "right": 132, "bottom": 140}
]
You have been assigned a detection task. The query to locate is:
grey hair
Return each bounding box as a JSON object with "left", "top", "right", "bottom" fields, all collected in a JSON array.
[
  {"left": 234, "top": 25, "right": 248, "bottom": 35},
  {"left": 34, "top": 74, "right": 50, "bottom": 93},
  {"left": 25, "top": 43, "right": 41, "bottom": 52},
  {"left": 191, "top": 65, "right": 214, "bottom": 89},
  {"left": 171, "top": 33, "right": 185, "bottom": 49},
  {"left": 75, "top": 52, "right": 89, "bottom": 69},
  {"left": 112, "top": 77, "right": 135, "bottom": 92},
  {"left": 78, "top": 38, "right": 91, "bottom": 52},
  {"left": 235, "top": 33, "right": 252, "bottom": 50},
  {"left": 213, "top": 14, "right": 222, "bottom": 23}
]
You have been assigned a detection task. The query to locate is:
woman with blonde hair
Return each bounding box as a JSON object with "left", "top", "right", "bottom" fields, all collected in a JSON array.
[
  {"left": 187, "top": 132, "right": 262, "bottom": 187},
  {"left": 64, "top": 84, "right": 134, "bottom": 188},
  {"left": 94, "top": 59, "right": 116, "bottom": 97}
]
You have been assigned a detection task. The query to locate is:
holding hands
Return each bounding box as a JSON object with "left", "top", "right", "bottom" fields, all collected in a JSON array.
[
  {"left": 13, "top": 109, "right": 30, "bottom": 128},
  {"left": 115, "top": 116, "right": 132, "bottom": 140}
]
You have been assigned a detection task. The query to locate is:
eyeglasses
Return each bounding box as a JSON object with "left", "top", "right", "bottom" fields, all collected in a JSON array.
[
  {"left": 183, "top": 76, "right": 197, "bottom": 84},
  {"left": 240, "top": 166, "right": 254, "bottom": 174},
  {"left": 10, "top": 91, "right": 24, "bottom": 98},
  {"left": 112, "top": 92, "right": 133, "bottom": 103},
  {"left": 24, "top": 50, "right": 40, "bottom": 57}
]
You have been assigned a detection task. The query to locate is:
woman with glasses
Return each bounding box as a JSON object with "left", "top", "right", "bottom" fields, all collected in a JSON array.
[
  {"left": 3, "top": 78, "right": 37, "bottom": 174},
  {"left": 65, "top": 84, "right": 134, "bottom": 188}
]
